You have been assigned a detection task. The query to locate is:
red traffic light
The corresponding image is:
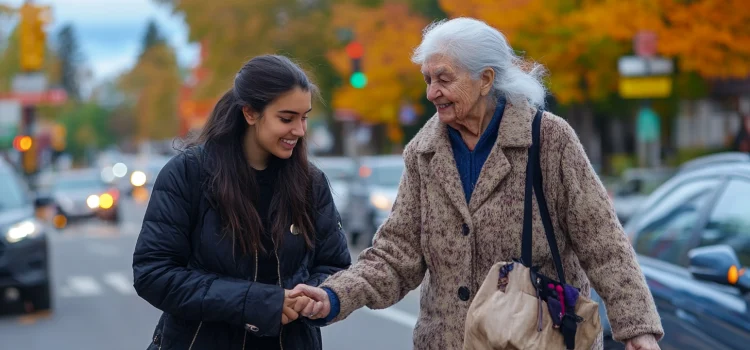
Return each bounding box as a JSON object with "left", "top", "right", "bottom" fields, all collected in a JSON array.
[{"left": 345, "top": 41, "right": 364, "bottom": 59}]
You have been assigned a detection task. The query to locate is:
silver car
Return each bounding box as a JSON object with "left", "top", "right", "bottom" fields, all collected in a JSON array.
[{"left": 346, "top": 155, "right": 405, "bottom": 247}]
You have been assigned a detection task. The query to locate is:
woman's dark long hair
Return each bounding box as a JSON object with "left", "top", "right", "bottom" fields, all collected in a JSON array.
[{"left": 184, "top": 55, "right": 318, "bottom": 256}]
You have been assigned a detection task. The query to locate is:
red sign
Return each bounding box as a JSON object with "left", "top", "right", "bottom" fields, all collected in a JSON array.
[
  {"left": 634, "top": 31, "right": 657, "bottom": 58},
  {"left": 0, "top": 88, "right": 67, "bottom": 106}
]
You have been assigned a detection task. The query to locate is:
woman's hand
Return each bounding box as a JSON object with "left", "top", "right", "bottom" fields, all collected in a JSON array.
[
  {"left": 281, "top": 289, "right": 313, "bottom": 325},
  {"left": 625, "top": 334, "right": 660, "bottom": 350},
  {"left": 290, "top": 284, "right": 331, "bottom": 320}
]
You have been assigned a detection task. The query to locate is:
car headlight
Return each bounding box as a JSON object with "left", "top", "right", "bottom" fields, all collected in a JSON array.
[
  {"left": 370, "top": 193, "right": 394, "bottom": 211},
  {"left": 6, "top": 219, "right": 43, "bottom": 243},
  {"left": 87, "top": 194, "right": 100, "bottom": 209},
  {"left": 131, "top": 171, "right": 147, "bottom": 187}
]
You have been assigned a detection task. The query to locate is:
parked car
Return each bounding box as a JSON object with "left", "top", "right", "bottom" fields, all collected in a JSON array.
[
  {"left": 51, "top": 168, "right": 121, "bottom": 223},
  {"left": 311, "top": 156, "right": 356, "bottom": 220},
  {"left": 598, "top": 153, "right": 750, "bottom": 349},
  {"left": 611, "top": 167, "right": 674, "bottom": 224},
  {"left": 0, "top": 158, "right": 52, "bottom": 314},
  {"left": 126, "top": 156, "right": 171, "bottom": 202},
  {"left": 346, "top": 155, "right": 405, "bottom": 247}
]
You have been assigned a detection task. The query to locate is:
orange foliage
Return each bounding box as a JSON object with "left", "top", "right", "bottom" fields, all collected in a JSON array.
[
  {"left": 327, "top": 2, "right": 428, "bottom": 125},
  {"left": 440, "top": 0, "right": 750, "bottom": 104}
]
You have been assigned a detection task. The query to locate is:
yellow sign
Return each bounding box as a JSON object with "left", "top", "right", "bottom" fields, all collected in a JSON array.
[{"left": 619, "top": 76, "right": 673, "bottom": 99}]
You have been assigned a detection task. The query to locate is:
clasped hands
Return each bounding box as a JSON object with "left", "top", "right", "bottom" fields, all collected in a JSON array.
[{"left": 281, "top": 285, "right": 331, "bottom": 325}]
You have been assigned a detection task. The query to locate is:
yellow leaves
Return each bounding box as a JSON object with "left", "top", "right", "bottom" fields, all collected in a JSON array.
[
  {"left": 328, "top": 2, "right": 428, "bottom": 124},
  {"left": 440, "top": 0, "right": 750, "bottom": 105},
  {"left": 118, "top": 43, "right": 181, "bottom": 141}
]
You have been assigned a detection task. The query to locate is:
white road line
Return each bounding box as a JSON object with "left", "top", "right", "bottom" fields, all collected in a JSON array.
[
  {"left": 363, "top": 307, "right": 418, "bottom": 328},
  {"left": 85, "top": 242, "right": 121, "bottom": 257},
  {"left": 103, "top": 272, "right": 136, "bottom": 295},
  {"left": 65, "top": 276, "right": 103, "bottom": 297}
]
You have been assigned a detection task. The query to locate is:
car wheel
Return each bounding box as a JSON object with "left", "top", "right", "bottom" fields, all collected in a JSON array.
[{"left": 28, "top": 283, "right": 52, "bottom": 312}]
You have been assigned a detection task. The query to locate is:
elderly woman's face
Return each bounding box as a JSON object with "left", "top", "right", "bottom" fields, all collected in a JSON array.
[{"left": 421, "top": 55, "right": 491, "bottom": 126}]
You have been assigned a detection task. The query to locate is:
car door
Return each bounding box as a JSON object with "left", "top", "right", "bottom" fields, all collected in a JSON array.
[
  {"left": 677, "top": 177, "right": 750, "bottom": 350},
  {"left": 627, "top": 176, "right": 726, "bottom": 349}
]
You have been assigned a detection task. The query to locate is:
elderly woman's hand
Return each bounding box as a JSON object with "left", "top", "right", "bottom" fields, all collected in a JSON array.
[
  {"left": 625, "top": 334, "right": 660, "bottom": 350},
  {"left": 290, "top": 284, "right": 331, "bottom": 320}
]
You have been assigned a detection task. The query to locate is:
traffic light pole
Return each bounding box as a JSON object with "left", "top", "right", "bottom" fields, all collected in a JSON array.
[{"left": 20, "top": 104, "right": 38, "bottom": 188}]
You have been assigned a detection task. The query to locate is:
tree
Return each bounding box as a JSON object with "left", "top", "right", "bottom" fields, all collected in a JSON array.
[
  {"left": 56, "top": 24, "right": 84, "bottom": 101},
  {"left": 58, "top": 103, "right": 116, "bottom": 161},
  {"left": 579, "top": 0, "right": 750, "bottom": 80},
  {"left": 118, "top": 22, "right": 181, "bottom": 142},
  {"left": 327, "top": 2, "right": 429, "bottom": 129},
  {"left": 141, "top": 19, "right": 165, "bottom": 57}
]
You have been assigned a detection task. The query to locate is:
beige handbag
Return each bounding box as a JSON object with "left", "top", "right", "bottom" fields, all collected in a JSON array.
[{"left": 463, "top": 110, "right": 602, "bottom": 350}]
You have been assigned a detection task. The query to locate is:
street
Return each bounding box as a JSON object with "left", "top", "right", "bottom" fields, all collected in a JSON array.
[{"left": 0, "top": 197, "right": 417, "bottom": 350}]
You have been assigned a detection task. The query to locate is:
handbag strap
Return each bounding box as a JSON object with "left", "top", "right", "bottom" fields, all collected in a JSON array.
[{"left": 521, "top": 108, "right": 566, "bottom": 286}]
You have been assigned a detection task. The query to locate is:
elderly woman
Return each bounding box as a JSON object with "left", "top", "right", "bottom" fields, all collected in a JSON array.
[{"left": 294, "top": 18, "right": 663, "bottom": 349}]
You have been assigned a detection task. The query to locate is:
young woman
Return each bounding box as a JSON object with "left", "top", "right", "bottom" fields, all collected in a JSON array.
[{"left": 133, "top": 55, "right": 351, "bottom": 350}]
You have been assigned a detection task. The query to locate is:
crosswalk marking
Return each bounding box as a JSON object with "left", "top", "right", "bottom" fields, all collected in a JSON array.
[
  {"left": 64, "top": 276, "right": 103, "bottom": 297},
  {"left": 103, "top": 272, "right": 136, "bottom": 295},
  {"left": 57, "top": 272, "right": 136, "bottom": 298}
]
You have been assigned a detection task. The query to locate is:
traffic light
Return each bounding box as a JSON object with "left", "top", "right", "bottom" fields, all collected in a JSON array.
[
  {"left": 13, "top": 135, "right": 37, "bottom": 174},
  {"left": 346, "top": 41, "right": 367, "bottom": 89},
  {"left": 19, "top": 3, "right": 50, "bottom": 72},
  {"left": 51, "top": 124, "right": 66, "bottom": 151},
  {"left": 13, "top": 135, "right": 33, "bottom": 152}
]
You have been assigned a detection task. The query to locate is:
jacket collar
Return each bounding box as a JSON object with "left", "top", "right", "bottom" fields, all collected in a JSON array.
[
  {"left": 415, "top": 99, "right": 538, "bottom": 219},
  {"left": 416, "top": 99, "right": 535, "bottom": 154}
]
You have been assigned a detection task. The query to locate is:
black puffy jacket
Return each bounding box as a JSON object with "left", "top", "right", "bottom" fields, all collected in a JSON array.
[{"left": 132, "top": 147, "right": 351, "bottom": 350}]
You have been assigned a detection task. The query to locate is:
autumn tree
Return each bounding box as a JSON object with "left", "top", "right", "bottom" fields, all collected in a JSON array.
[
  {"left": 154, "top": 0, "right": 340, "bottom": 102},
  {"left": 327, "top": 2, "right": 429, "bottom": 131},
  {"left": 118, "top": 22, "right": 181, "bottom": 142}
]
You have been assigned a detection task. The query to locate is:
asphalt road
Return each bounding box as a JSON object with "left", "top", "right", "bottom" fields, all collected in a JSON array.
[{"left": 0, "top": 196, "right": 418, "bottom": 350}]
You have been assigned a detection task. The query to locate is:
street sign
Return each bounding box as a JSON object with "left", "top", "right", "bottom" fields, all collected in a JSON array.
[
  {"left": 0, "top": 88, "right": 68, "bottom": 106},
  {"left": 399, "top": 103, "right": 417, "bottom": 126},
  {"left": 0, "top": 100, "right": 22, "bottom": 148},
  {"left": 636, "top": 107, "right": 660, "bottom": 142},
  {"left": 618, "top": 56, "right": 674, "bottom": 77},
  {"left": 619, "top": 76, "right": 672, "bottom": 99},
  {"left": 12, "top": 72, "right": 47, "bottom": 93},
  {"left": 634, "top": 31, "right": 657, "bottom": 58}
]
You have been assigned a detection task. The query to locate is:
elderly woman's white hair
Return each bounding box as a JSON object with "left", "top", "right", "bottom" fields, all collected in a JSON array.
[{"left": 412, "top": 17, "right": 547, "bottom": 109}]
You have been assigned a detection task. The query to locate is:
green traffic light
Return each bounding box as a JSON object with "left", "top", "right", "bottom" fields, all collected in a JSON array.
[{"left": 350, "top": 72, "right": 367, "bottom": 89}]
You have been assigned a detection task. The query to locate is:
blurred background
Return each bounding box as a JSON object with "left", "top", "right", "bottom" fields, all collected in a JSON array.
[{"left": 0, "top": 0, "right": 749, "bottom": 349}]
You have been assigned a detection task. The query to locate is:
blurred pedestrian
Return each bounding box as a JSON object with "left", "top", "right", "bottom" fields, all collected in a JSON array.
[
  {"left": 291, "top": 18, "right": 663, "bottom": 350},
  {"left": 132, "top": 55, "right": 351, "bottom": 350}
]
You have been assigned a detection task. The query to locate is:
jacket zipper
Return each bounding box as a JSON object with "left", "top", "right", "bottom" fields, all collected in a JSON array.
[
  {"left": 187, "top": 251, "right": 259, "bottom": 350},
  {"left": 272, "top": 235, "right": 284, "bottom": 350}
]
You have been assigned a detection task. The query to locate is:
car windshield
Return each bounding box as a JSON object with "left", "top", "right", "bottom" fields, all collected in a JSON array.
[
  {"left": 365, "top": 164, "right": 404, "bottom": 187},
  {"left": 0, "top": 172, "right": 27, "bottom": 210},
  {"left": 53, "top": 173, "right": 104, "bottom": 192}
]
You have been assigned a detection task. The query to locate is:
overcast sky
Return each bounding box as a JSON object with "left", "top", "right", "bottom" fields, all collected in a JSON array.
[{"left": 3, "top": 0, "right": 199, "bottom": 83}]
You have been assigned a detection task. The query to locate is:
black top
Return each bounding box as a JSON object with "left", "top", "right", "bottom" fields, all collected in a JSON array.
[
  {"left": 253, "top": 159, "right": 281, "bottom": 285},
  {"left": 253, "top": 159, "right": 283, "bottom": 350}
]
